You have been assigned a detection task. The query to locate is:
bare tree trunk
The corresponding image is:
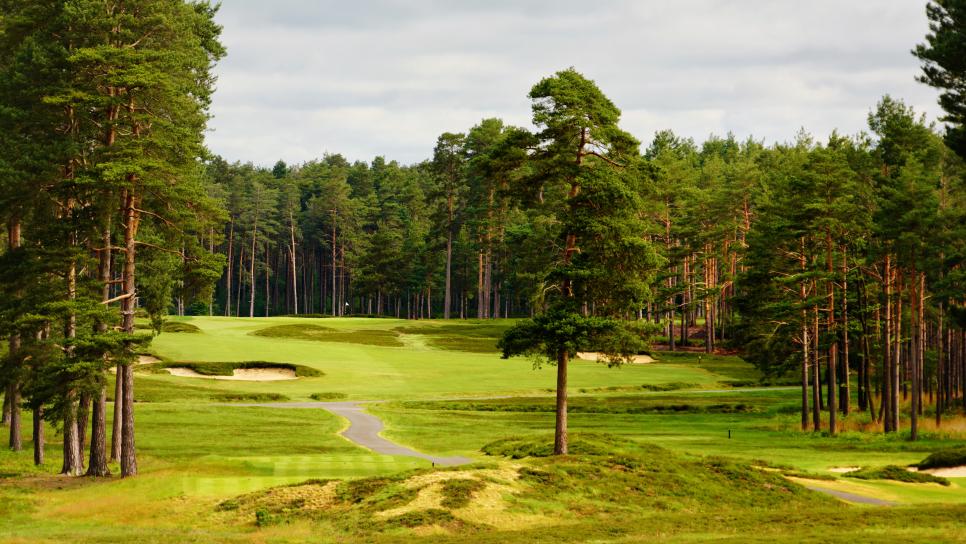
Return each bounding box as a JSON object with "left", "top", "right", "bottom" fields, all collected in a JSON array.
[
  {"left": 892, "top": 271, "right": 902, "bottom": 433},
  {"left": 825, "top": 233, "right": 837, "bottom": 436},
  {"left": 86, "top": 385, "right": 109, "bottom": 476},
  {"left": 444, "top": 196, "right": 453, "bottom": 319},
  {"left": 290, "top": 212, "right": 298, "bottom": 315},
  {"left": 33, "top": 406, "right": 44, "bottom": 465},
  {"left": 90, "top": 224, "right": 111, "bottom": 475},
  {"left": 477, "top": 250, "right": 485, "bottom": 319},
  {"left": 1, "top": 393, "right": 9, "bottom": 426},
  {"left": 264, "top": 245, "right": 270, "bottom": 317},
  {"left": 812, "top": 302, "right": 821, "bottom": 432},
  {"left": 61, "top": 390, "right": 83, "bottom": 476},
  {"left": 331, "top": 218, "right": 337, "bottom": 316},
  {"left": 554, "top": 349, "right": 569, "bottom": 455},
  {"left": 7, "top": 218, "right": 22, "bottom": 451},
  {"left": 111, "top": 368, "right": 122, "bottom": 462},
  {"left": 235, "top": 246, "right": 244, "bottom": 317},
  {"left": 800, "top": 246, "right": 809, "bottom": 431},
  {"left": 120, "top": 190, "right": 140, "bottom": 477},
  {"left": 77, "top": 393, "right": 90, "bottom": 470},
  {"left": 62, "top": 223, "right": 84, "bottom": 476},
  {"left": 225, "top": 218, "right": 234, "bottom": 316},
  {"left": 910, "top": 273, "right": 924, "bottom": 441},
  {"left": 841, "top": 248, "right": 850, "bottom": 415}
]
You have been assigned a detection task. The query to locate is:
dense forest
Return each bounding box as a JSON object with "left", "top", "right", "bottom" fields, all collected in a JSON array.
[
  {"left": 1, "top": 0, "right": 966, "bottom": 478},
  {"left": 203, "top": 96, "right": 966, "bottom": 441}
]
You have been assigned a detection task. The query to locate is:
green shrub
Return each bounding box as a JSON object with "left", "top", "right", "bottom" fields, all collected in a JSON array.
[
  {"left": 481, "top": 434, "right": 633, "bottom": 459},
  {"left": 439, "top": 478, "right": 486, "bottom": 509},
  {"left": 161, "top": 321, "right": 201, "bottom": 333},
  {"left": 252, "top": 324, "right": 403, "bottom": 347},
  {"left": 384, "top": 508, "right": 457, "bottom": 529},
  {"left": 846, "top": 465, "right": 949, "bottom": 486},
  {"left": 918, "top": 447, "right": 966, "bottom": 470},
  {"left": 309, "top": 392, "right": 347, "bottom": 401},
  {"left": 212, "top": 393, "right": 289, "bottom": 403}
]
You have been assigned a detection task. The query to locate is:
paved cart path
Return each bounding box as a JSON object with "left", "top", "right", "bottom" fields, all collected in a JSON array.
[
  {"left": 803, "top": 485, "right": 896, "bottom": 506},
  {"left": 248, "top": 400, "right": 472, "bottom": 466}
]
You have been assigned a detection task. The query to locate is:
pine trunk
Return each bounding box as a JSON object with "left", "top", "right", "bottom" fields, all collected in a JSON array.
[
  {"left": 86, "top": 386, "right": 110, "bottom": 476},
  {"left": 61, "top": 389, "right": 83, "bottom": 476},
  {"left": 225, "top": 218, "right": 234, "bottom": 316},
  {"left": 290, "top": 212, "right": 298, "bottom": 315},
  {"left": 33, "top": 406, "right": 44, "bottom": 465},
  {"left": 120, "top": 190, "right": 140, "bottom": 476},
  {"left": 554, "top": 349, "right": 569, "bottom": 455},
  {"left": 7, "top": 218, "right": 22, "bottom": 451}
]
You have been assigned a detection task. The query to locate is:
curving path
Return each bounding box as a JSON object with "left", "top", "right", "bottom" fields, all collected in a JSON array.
[
  {"left": 247, "top": 400, "right": 472, "bottom": 466},
  {"left": 240, "top": 397, "right": 894, "bottom": 505},
  {"left": 803, "top": 485, "right": 896, "bottom": 506}
]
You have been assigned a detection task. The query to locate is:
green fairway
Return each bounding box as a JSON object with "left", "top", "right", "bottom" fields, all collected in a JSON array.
[
  {"left": 2, "top": 316, "right": 966, "bottom": 543},
  {"left": 145, "top": 316, "right": 720, "bottom": 400}
]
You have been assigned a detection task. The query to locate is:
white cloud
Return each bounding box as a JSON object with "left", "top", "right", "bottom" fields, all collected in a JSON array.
[{"left": 206, "top": 0, "right": 943, "bottom": 166}]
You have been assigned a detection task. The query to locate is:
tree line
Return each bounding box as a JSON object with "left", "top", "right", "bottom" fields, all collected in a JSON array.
[
  {"left": 2, "top": 1, "right": 966, "bottom": 475},
  {"left": 201, "top": 94, "right": 964, "bottom": 445},
  {"left": 0, "top": 1, "right": 224, "bottom": 477}
]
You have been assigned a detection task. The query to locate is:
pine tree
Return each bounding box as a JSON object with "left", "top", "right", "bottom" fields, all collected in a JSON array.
[{"left": 499, "top": 69, "right": 662, "bottom": 455}]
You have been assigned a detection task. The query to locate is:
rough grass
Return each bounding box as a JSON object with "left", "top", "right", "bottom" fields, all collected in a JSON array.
[
  {"left": 578, "top": 382, "right": 700, "bottom": 393},
  {"left": 152, "top": 360, "right": 323, "bottom": 378},
  {"left": 253, "top": 323, "right": 404, "bottom": 347},
  {"left": 161, "top": 321, "right": 202, "bottom": 333},
  {"left": 402, "top": 395, "right": 762, "bottom": 415},
  {"left": 481, "top": 434, "right": 634, "bottom": 459},
  {"left": 228, "top": 434, "right": 833, "bottom": 538},
  {"left": 439, "top": 478, "right": 486, "bottom": 509},
  {"left": 213, "top": 392, "right": 290, "bottom": 402},
  {"left": 918, "top": 447, "right": 966, "bottom": 470},
  {"left": 846, "top": 465, "right": 950, "bottom": 486}
]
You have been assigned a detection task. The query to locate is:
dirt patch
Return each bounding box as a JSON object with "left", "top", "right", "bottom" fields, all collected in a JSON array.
[
  {"left": 577, "top": 352, "right": 654, "bottom": 364},
  {"left": 165, "top": 367, "right": 297, "bottom": 381}
]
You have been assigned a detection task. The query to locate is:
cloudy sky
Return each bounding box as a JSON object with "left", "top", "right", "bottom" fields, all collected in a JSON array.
[{"left": 206, "top": 1, "right": 943, "bottom": 166}]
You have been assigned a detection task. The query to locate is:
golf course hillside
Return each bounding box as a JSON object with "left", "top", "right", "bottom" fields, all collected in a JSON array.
[{"left": 1, "top": 316, "right": 965, "bottom": 543}]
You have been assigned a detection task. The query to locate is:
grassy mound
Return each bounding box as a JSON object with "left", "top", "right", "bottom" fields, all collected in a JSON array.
[
  {"left": 156, "top": 361, "right": 323, "bottom": 378},
  {"left": 481, "top": 433, "right": 633, "bottom": 458},
  {"left": 161, "top": 321, "right": 201, "bottom": 333},
  {"left": 253, "top": 324, "right": 403, "bottom": 347},
  {"left": 918, "top": 447, "right": 966, "bottom": 470},
  {"left": 222, "top": 435, "right": 830, "bottom": 536},
  {"left": 403, "top": 395, "right": 760, "bottom": 415},
  {"left": 310, "top": 392, "right": 348, "bottom": 401},
  {"left": 395, "top": 322, "right": 511, "bottom": 353},
  {"left": 213, "top": 392, "right": 290, "bottom": 402},
  {"left": 846, "top": 465, "right": 950, "bottom": 486}
]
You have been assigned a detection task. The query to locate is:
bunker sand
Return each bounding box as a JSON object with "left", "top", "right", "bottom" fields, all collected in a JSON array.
[{"left": 165, "top": 367, "right": 298, "bottom": 381}]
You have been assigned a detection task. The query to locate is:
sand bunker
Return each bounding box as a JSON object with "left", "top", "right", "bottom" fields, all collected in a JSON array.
[
  {"left": 165, "top": 367, "right": 297, "bottom": 381},
  {"left": 137, "top": 355, "right": 162, "bottom": 365},
  {"left": 921, "top": 466, "right": 966, "bottom": 478},
  {"left": 828, "top": 467, "right": 861, "bottom": 473},
  {"left": 577, "top": 352, "right": 654, "bottom": 364}
]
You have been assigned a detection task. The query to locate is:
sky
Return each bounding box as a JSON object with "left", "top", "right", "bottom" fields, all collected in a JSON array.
[{"left": 206, "top": 1, "right": 944, "bottom": 167}]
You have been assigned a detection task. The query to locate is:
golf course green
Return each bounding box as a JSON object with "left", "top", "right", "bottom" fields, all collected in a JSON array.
[{"left": 1, "top": 316, "right": 965, "bottom": 542}]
